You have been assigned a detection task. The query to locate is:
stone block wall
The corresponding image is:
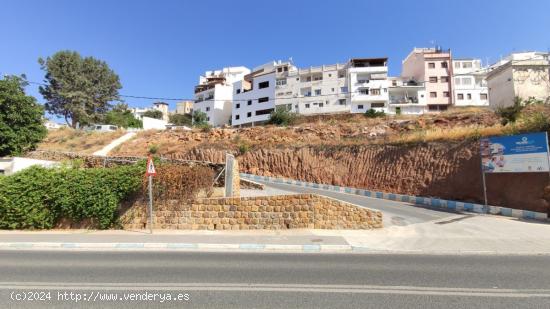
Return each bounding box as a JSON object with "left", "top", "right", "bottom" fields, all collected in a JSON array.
[{"left": 120, "top": 194, "right": 382, "bottom": 230}]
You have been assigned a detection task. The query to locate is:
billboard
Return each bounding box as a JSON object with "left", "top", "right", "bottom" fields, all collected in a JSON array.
[{"left": 480, "top": 132, "right": 550, "bottom": 173}]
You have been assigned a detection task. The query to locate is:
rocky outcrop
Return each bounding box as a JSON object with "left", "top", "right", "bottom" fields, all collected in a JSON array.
[{"left": 171, "top": 142, "right": 549, "bottom": 213}]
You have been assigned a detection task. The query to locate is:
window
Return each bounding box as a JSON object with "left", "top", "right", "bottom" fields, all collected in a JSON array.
[
  {"left": 313, "top": 76, "right": 322, "bottom": 81},
  {"left": 247, "top": 100, "right": 252, "bottom": 106},
  {"left": 462, "top": 78, "right": 472, "bottom": 85},
  {"left": 441, "top": 62, "right": 448, "bottom": 68},
  {"left": 371, "top": 103, "right": 385, "bottom": 108},
  {"left": 454, "top": 77, "right": 461, "bottom": 85},
  {"left": 328, "top": 74, "right": 332, "bottom": 77},
  {"left": 306, "top": 76, "right": 311, "bottom": 82},
  {"left": 454, "top": 62, "right": 461, "bottom": 68},
  {"left": 392, "top": 80, "right": 397, "bottom": 86},
  {"left": 247, "top": 112, "right": 252, "bottom": 117},
  {"left": 440, "top": 76, "right": 449, "bottom": 83},
  {"left": 305, "top": 103, "right": 310, "bottom": 108},
  {"left": 457, "top": 93, "right": 464, "bottom": 100},
  {"left": 430, "top": 92, "right": 437, "bottom": 98},
  {"left": 256, "top": 108, "right": 274, "bottom": 116},
  {"left": 358, "top": 104, "right": 364, "bottom": 109},
  {"left": 338, "top": 99, "right": 346, "bottom": 105},
  {"left": 236, "top": 89, "right": 241, "bottom": 94},
  {"left": 331, "top": 88, "right": 335, "bottom": 92},
  {"left": 314, "top": 89, "right": 321, "bottom": 96},
  {"left": 284, "top": 66, "right": 288, "bottom": 72},
  {"left": 236, "top": 103, "right": 240, "bottom": 109},
  {"left": 429, "top": 76, "right": 438, "bottom": 83},
  {"left": 428, "top": 62, "right": 435, "bottom": 69},
  {"left": 480, "top": 93, "right": 488, "bottom": 100},
  {"left": 206, "top": 107, "right": 210, "bottom": 111},
  {"left": 318, "top": 103, "right": 324, "bottom": 107},
  {"left": 359, "top": 89, "right": 369, "bottom": 95},
  {"left": 467, "top": 93, "right": 472, "bottom": 100},
  {"left": 207, "top": 117, "right": 210, "bottom": 121},
  {"left": 235, "top": 115, "right": 240, "bottom": 120},
  {"left": 258, "top": 97, "right": 269, "bottom": 103},
  {"left": 338, "top": 72, "right": 345, "bottom": 78},
  {"left": 443, "top": 91, "right": 450, "bottom": 97},
  {"left": 276, "top": 79, "right": 287, "bottom": 86},
  {"left": 340, "top": 86, "right": 348, "bottom": 93},
  {"left": 259, "top": 81, "right": 269, "bottom": 89},
  {"left": 383, "top": 88, "right": 387, "bottom": 93},
  {"left": 277, "top": 67, "right": 283, "bottom": 73},
  {"left": 463, "top": 62, "right": 472, "bottom": 68},
  {"left": 371, "top": 88, "right": 381, "bottom": 95}
]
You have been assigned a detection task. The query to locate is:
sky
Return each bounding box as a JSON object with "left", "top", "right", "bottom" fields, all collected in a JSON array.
[{"left": 1, "top": 0, "right": 550, "bottom": 120}]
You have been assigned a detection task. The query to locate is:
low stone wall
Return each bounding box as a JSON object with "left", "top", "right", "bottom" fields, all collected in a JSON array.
[
  {"left": 240, "top": 178, "right": 265, "bottom": 190},
  {"left": 120, "top": 194, "right": 382, "bottom": 230}
]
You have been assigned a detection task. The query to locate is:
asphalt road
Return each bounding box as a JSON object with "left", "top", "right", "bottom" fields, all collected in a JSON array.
[
  {"left": 1, "top": 251, "right": 549, "bottom": 308},
  {"left": 256, "top": 180, "right": 456, "bottom": 226}
]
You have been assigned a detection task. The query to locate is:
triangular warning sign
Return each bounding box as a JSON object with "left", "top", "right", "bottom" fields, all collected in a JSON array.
[{"left": 146, "top": 157, "right": 157, "bottom": 176}]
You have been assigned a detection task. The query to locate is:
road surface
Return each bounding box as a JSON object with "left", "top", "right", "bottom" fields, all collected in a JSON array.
[{"left": 1, "top": 251, "right": 549, "bottom": 308}]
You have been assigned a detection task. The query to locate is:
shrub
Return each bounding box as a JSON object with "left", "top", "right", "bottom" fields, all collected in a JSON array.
[
  {"left": 197, "top": 123, "right": 212, "bottom": 132},
  {"left": 268, "top": 109, "right": 297, "bottom": 126},
  {"left": 364, "top": 109, "right": 386, "bottom": 118},
  {"left": 238, "top": 143, "right": 250, "bottom": 155},
  {"left": 192, "top": 110, "right": 208, "bottom": 126},
  {"left": 0, "top": 164, "right": 142, "bottom": 229},
  {"left": 148, "top": 144, "right": 159, "bottom": 155},
  {"left": 142, "top": 109, "right": 164, "bottom": 120},
  {"left": 169, "top": 113, "right": 192, "bottom": 126}
]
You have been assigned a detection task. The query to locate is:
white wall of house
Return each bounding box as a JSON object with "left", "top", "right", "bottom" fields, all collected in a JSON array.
[
  {"left": 349, "top": 66, "right": 389, "bottom": 113},
  {"left": 232, "top": 70, "right": 276, "bottom": 126},
  {"left": 487, "top": 52, "right": 550, "bottom": 109},
  {"left": 142, "top": 116, "right": 167, "bottom": 130},
  {"left": 453, "top": 59, "right": 489, "bottom": 106},
  {"left": 0, "top": 157, "right": 59, "bottom": 176},
  {"left": 194, "top": 67, "right": 250, "bottom": 126}
]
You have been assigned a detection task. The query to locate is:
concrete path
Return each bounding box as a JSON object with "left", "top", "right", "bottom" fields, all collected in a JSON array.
[
  {"left": 92, "top": 132, "right": 136, "bottom": 156},
  {"left": 1, "top": 251, "right": 550, "bottom": 308}
]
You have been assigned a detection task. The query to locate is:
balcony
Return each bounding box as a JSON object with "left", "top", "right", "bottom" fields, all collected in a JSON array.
[{"left": 390, "top": 96, "right": 419, "bottom": 104}]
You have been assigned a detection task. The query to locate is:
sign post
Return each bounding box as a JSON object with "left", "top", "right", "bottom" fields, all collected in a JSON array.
[
  {"left": 480, "top": 132, "right": 550, "bottom": 208},
  {"left": 145, "top": 156, "right": 157, "bottom": 234}
]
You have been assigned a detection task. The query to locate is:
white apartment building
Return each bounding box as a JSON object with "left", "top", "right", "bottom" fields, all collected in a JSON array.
[
  {"left": 402, "top": 48, "right": 453, "bottom": 112},
  {"left": 131, "top": 102, "right": 170, "bottom": 122},
  {"left": 452, "top": 59, "right": 489, "bottom": 106},
  {"left": 194, "top": 66, "right": 250, "bottom": 126},
  {"left": 232, "top": 61, "right": 283, "bottom": 126},
  {"left": 387, "top": 77, "right": 428, "bottom": 115},
  {"left": 348, "top": 58, "right": 390, "bottom": 114},
  {"left": 276, "top": 62, "right": 350, "bottom": 115},
  {"left": 486, "top": 52, "right": 550, "bottom": 109}
]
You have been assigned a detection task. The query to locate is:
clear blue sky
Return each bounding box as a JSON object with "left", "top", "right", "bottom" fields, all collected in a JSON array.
[{"left": 1, "top": 0, "right": 549, "bottom": 118}]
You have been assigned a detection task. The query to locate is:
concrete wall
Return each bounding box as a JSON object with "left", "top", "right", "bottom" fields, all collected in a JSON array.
[
  {"left": 120, "top": 194, "right": 383, "bottom": 230},
  {"left": 0, "top": 157, "right": 58, "bottom": 175},
  {"left": 487, "top": 65, "right": 515, "bottom": 109},
  {"left": 142, "top": 117, "right": 168, "bottom": 130}
]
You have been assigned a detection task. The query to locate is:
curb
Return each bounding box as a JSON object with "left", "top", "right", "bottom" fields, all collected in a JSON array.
[
  {"left": 0, "top": 242, "right": 351, "bottom": 253},
  {"left": 241, "top": 173, "right": 549, "bottom": 222},
  {"left": 2, "top": 242, "right": 550, "bottom": 255}
]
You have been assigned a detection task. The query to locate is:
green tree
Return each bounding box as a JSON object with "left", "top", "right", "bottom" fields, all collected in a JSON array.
[
  {"left": 105, "top": 103, "right": 142, "bottom": 128},
  {"left": 193, "top": 110, "right": 208, "bottom": 126},
  {"left": 169, "top": 113, "right": 192, "bottom": 126},
  {"left": 142, "top": 109, "right": 163, "bottom": 119},
  {"left": 38, "top": 50, "right": 122, "bottom": 128},
  {"left": 0, "top": 75, "right": 47, "bottom": 156}
]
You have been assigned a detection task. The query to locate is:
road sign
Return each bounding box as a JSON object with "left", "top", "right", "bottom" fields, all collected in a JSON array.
[{"left": 146, "top": 157, "right": 157, "bottom": 176}]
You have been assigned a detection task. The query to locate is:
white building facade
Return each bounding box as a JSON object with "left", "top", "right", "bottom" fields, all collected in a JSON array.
[
  {"left": 194, "top": 66, "right": 250, "bottom": 126},
  {"left": 348, "top": 58, "right": 390, "bottom": 114},
  {"left": 486, "top": 52, "right": 550, "bottom": 109},
  {"left": 452, "top": 59, "right": 489, "bottom": 106},
  {"left": 387, "top": 77, "right": 428, "bottom": 115}
]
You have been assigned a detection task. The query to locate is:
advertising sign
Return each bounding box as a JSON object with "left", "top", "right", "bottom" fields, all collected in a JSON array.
[{"left": 480, "top": 132, "right": 550, "bottom": 173}]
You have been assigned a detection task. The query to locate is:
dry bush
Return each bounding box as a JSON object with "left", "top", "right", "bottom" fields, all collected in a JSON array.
[
  {"left": 392, "top": 125, "right": 505, "bottom": 144},
  {"left": 143, "top": 164, "right": 215, "bottom": 201}
]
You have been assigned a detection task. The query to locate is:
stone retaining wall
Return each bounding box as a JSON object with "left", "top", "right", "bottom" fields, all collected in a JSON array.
[{"left": 120, "top": 194, "right": 382, "bottom": 230}]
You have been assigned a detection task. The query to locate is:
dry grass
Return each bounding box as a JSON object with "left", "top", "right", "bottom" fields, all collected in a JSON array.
[
  {"left": 391, "top": 124, "right": 505, "bottom": 144},
  {"left": 37, "top": 128, "right": 126, "bottom": 154}
]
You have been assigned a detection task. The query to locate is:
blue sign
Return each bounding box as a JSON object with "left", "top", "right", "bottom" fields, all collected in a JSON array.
[{"left": 480, "top": 132, "right": 549, "bottom": 173}]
